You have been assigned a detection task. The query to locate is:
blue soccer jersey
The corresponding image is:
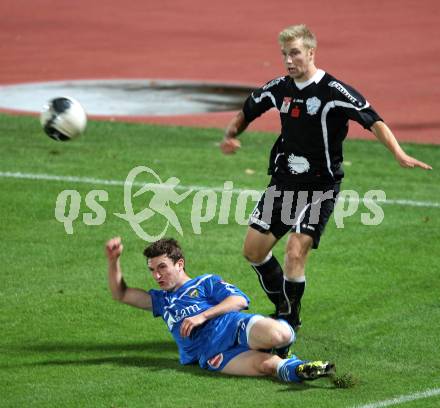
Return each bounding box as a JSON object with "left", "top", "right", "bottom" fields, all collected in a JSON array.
[{"left": 149, "top": 274, "right": 251, "bottom": 366}]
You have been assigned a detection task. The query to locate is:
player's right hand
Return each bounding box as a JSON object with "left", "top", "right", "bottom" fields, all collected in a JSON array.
[
  {"left": 395, "top": 151, "right": 432, "bottom": 170},
  {"left": 220, "top": 137, "right": 241, "bottom": 154},
  {"left": 105, "top": 237, "right": 123, "bottom": 261},
  {"left": 180, "top": 313, "right": 207, "bottom": 337}
]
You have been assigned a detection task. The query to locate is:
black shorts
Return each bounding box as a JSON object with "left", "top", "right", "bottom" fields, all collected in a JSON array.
[{"left": 249, "top": 180, "right": 340, "bottom": 249}]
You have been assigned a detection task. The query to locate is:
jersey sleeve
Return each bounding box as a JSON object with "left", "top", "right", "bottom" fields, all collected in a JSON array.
[
  {"left": 328, "top": 80, "right": 383, "bottom": 129},
  {"left": 242, "top": 77, "right": 285, "bottom": 122},
  {"left": 204, "top": 275, "right": 250, "bottom": 307},
  {"left": 148, "top": 289, "right": 166, "bottom": 317}
]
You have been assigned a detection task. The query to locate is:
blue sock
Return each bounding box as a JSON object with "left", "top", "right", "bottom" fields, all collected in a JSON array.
[{"left": 277, "top": 355, "right": 305, "bottom": 382}]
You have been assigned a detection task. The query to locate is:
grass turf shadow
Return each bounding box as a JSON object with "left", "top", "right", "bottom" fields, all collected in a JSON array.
[
  {"left": 15, "top": 340, "right": 178, "bottom": 353},
  {"left": 31, "top": 356, "right": 328, "bottom": 390},
  {"left": 3, "top": 340, "right": 336, "bottom": 389}
]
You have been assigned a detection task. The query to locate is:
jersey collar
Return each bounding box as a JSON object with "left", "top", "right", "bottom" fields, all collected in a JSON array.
[{"left": 294, "top": 69, "right": 325, "bottom": 90}]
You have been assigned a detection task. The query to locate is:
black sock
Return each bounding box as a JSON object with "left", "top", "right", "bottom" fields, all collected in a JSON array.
[
  {"left": 279, "top": 278, "right": 305, "bottom": 323},
  {"left": 251, "top": 254, "right": 284, "bottom": 308}
]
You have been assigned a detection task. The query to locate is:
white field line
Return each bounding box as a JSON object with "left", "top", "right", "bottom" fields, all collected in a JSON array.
[
  {"left": 354, "top": 387, "right": 440, "bottom": 408},
  {"left": 0, "top": 170, "right": 439, "bottom": 209}
]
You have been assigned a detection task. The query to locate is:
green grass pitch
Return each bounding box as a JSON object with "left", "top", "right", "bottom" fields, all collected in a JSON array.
[{"left": 0, "top": 113, "right": 439, "bottom": 407}]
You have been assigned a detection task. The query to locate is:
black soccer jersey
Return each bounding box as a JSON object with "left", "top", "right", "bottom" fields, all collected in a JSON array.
[{"left": 242, "top": 69, "right": 383, "bottom": 184}]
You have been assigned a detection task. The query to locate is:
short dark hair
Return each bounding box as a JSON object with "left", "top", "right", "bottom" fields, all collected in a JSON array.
[{"left": 143, "top": 238, "right": 184, "bottom": 264}]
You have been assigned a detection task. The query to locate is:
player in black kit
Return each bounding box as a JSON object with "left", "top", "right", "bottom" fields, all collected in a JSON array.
[{"left": 220, "top": 24, "right": 431, "bottom": 341}]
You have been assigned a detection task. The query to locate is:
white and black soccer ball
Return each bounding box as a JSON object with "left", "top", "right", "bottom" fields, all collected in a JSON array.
[{"left": 40, "top": 97, "right": 87, "bottom": 141}]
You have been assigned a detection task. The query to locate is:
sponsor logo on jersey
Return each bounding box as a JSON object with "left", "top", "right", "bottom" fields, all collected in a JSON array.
[
  {"left": 291, "top": 106, "right": 300, "bottom": 118},
  {"left": 287, "top": 154, "right": 310, "bottom": 175},
  {"left": 306, "top": 97, "right": 321, "bottom": 115},
  {"left": 207, "top": 353, "right": 224, "bottom": 369},
  {"left": 280, "top": 97, "right": 291, "bottom": 113},
  {"left": 165, "top": 313, "right": 177, "bottom": 330},
  {"left": 163, "top": 303, "right": 202, "bottom": 330},
  {"left": 328, "top": 81, "right": 362, "bottom": 106},
  {"left": 262, "top": 76, "right": 285, "bottom": 90}
]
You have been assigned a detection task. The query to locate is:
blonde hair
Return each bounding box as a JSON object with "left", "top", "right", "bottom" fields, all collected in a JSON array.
[{"left": 278, "top": 24, "right": 317, "bottom": 49}]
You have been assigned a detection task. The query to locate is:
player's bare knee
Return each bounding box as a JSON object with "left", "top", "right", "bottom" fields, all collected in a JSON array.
[
  {"left": 264, "top": 320, "right": 291, "bottom": 347},
  {"left": 271, "top": 325, "right": 292, "bottom": 347},
  {"left": 285, "top": 246, "right": 306, "bottom": 265},
  {"left": 280, "top": 325, "right": 293, "bottom": 345},
  {"left": 243, "top": 244, "right": 267, "bottom": 264}
]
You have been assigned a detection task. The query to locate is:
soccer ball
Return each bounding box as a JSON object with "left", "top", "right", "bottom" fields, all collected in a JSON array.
[{"left": 40, "top": 97, "right": 87, "bottom": 141}]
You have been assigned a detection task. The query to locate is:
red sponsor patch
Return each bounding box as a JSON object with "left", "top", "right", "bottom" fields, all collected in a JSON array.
[
  {"left": 207, "top": 353, "right": 224, "bottom": 369},
  {"left": 291, "top": 106, "right": 300, "bottom": 118}
]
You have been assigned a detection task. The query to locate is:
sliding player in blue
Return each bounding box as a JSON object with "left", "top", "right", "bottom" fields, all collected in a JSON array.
[{"left": 105, "top": 236, "right": 335, "bottom": 383}]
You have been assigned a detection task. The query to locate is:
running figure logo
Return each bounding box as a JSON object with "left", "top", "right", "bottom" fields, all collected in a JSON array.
[{"left": 115, "top": 166, "right": 192, "bottom": 241}]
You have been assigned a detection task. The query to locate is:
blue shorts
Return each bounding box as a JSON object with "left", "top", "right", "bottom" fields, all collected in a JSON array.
[{"left": 199, "top": 313, "right": 264, "bottom": 372}]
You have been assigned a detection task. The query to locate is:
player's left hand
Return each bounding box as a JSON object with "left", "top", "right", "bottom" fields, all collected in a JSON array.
[
  {"left": 220, "top": 137, "right": 241, "bottom": 154},
  {"left": 180, "top": 314, "right": 207, "bottom": 337},
  {"left": 395, "top": 152, "right": 432, "bottom": 170}
]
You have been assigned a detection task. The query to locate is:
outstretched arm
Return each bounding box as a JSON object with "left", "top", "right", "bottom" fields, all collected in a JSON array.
[
  {"left": 179, "top": 295, "right": 248, "bottom": 337},
  {"left": 106, "top": 237, "right": 152, "bottom": 310},
  {"left": 371, "top": 121, "right": 432, "bottom": 170},
  {"left": 220, "top": 111, "right": 249, "bottom": 154}
]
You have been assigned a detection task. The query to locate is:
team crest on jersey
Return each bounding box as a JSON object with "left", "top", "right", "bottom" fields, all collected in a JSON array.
[
  {"left": 189, "top": 289, "right": 199, "bottom": 298},
  {"left": 207, "top": 353, "right": 224, "bottom": 369},
  {"left": 287, "top": 154, "right": 310, "bottom": 175},
  {"left": 306, "top": 97, "right": 321, "bottom": 115},
  {"left": 280, "top": 97, "right": 292, "bottom": 113}
]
